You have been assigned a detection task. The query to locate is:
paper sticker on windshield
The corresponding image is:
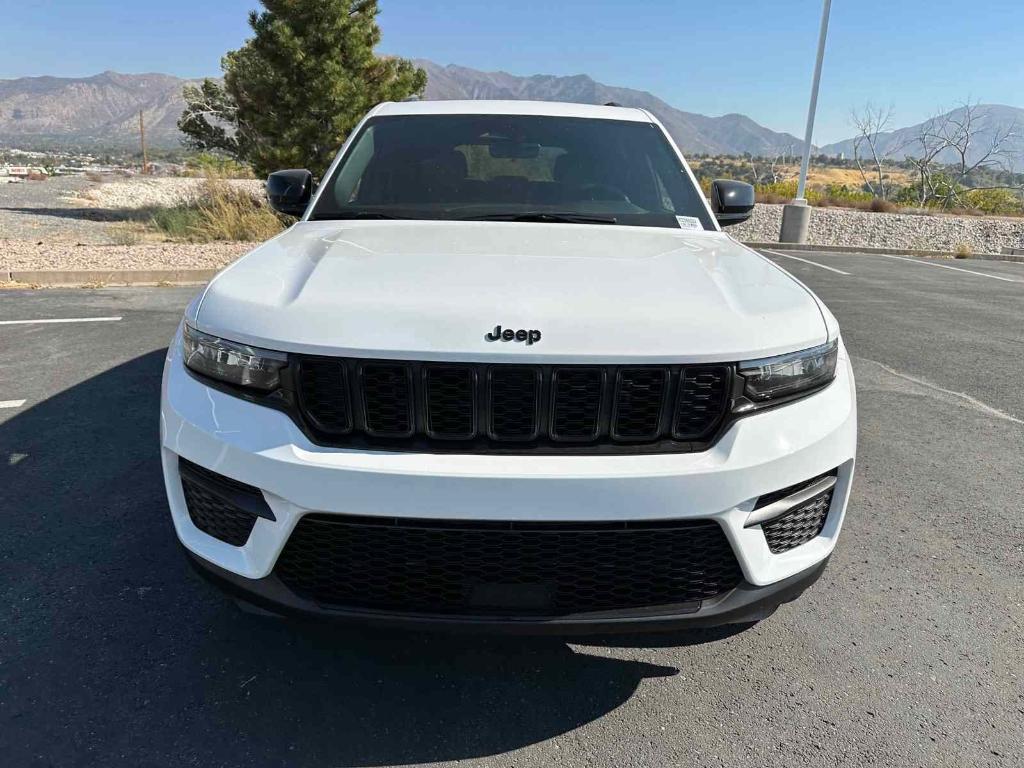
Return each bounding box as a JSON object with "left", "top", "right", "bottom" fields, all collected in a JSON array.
[{"left": 675, "top": 216, "right": 702, "bottom": 230}]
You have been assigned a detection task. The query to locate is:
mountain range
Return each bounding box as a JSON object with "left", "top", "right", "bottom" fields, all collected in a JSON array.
[
  {"left": 0, "top": 71, "right": 200, "bottom": 150},
  {"left": 818, "top": 104, "right": 1024, "bottom": 168},
  {"left": 0, "top": 63, "right": 808, "bottom": 156},
  {"left": 1, "top": 63, "right": 1020, "bottom": 167},
  {"left": 416, "top": 61, "right": 808, "bottom": 157}
]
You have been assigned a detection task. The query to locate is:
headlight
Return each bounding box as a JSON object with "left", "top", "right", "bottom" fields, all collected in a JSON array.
[
  {"left": 183, "top": 324, "right": 287, "bottom": 391},
  {"left": 737, "top": 338, "right": 838, "bottom": 406}
]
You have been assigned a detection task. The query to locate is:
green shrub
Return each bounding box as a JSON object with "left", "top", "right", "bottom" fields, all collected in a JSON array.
[
  {"left": 963, "top": 188, "right": 1024, "bottom": 216},
  {"left": 753, "top": 180, "right": 877, "bottom": 209},
  {"left": 893, "top": 184, "right": 923, "bottom": 206},
  {"left": 149, "top": 206, "right": 205, "bottom": 239},
  {"left": 183, "top": 152, "right": 255, "bottom": 179},
  {"left": 756, "top": 180, "right": 799, "bottom": 201}
]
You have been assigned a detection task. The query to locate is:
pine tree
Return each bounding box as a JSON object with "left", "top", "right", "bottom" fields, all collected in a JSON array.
[{"left": 178, "top": 0, "right": 426, "bottom": 177}]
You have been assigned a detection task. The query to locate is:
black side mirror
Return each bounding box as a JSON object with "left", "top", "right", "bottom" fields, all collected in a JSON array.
[
  {"left": 711, "top": 179, "right": 755, "bottom": 227},
  {"left": 266, "top": 169, "right": 314, "bottom": 217}
]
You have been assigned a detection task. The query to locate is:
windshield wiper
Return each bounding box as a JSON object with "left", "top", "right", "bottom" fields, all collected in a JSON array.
[
  {"left": 459, "top": 212, "right": 618, "bottom": 225},
  {"left": 310, "top": 211, "right": 412, "bottom": 220}
]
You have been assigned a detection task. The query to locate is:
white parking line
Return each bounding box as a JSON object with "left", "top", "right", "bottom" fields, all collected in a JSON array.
[
  {"left": 763, "top": 250, "right": 851, "bottom": 276},
  {"left": 0, "top": 399, "right": 26, "bottom": 409},
  {"left": 878, "top": 254, "right": 1024, "bottom": 283},
  {"left": 0, "top": 315, "right": 123, "bottom": 326}
]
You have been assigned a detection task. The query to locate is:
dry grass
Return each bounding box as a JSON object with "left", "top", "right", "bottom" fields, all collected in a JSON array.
[
  {"left": 106, "top": 222, "right": 148, "bottom": 246},
  {"left": 148, "top": 176, "right": 284, "bottom": 242},
  {"left": 0, "top": 280, "right": 41, "bottom": 290},
  {"left": 690, "top": 159, "right": 916, "bottom": 189},
  {"left": 954, "top": 243, "right": 972, "bottom": 259},
  {"left": 801, "top": 165, "right": 915, "bottom": 187},
  {"left": 870, "top": 198, "right": 899, "bottom": 213},
  {"left": 188, "top": 179, "right": 283, "bottom": 241}
]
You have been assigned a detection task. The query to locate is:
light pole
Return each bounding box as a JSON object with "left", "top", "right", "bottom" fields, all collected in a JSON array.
[{"left": 780, "top": 0, "right": 833, "bottom": 243}]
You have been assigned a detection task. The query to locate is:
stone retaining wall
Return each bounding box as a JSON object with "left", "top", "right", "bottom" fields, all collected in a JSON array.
[{"left": 728, "top": 204, "right": 1024, "bottom": 254}]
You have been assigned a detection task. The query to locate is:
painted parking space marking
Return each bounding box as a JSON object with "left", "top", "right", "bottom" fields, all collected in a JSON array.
[
  {"left": 0, "top": 315, "right": 123, "bottom": 326},
  {"left": 878, "top": 254, "right": 1024, "bottom": 283},
  {"left": 0, "top": 399, "right": 27, "bottom": 409},
  {"left": 763, "top": 250, "right": 851, "bottom": 275}
]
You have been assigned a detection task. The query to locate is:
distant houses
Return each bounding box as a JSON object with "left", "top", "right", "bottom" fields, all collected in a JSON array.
[
  {"left": 0, "top": 163, "right": 127, "bottom": 180},
  {"left": 1, "top": 165, "right": 48, "bottom": 180}
]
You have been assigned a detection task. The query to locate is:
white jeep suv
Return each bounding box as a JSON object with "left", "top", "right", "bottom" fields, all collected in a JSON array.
[{"left": 160, "top": 100, "right": 856, "bottom": 633}]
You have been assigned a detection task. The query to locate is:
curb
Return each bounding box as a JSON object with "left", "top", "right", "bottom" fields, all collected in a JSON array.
[
  {"left": 742, "top": 242, "right": 1024, "bottom": 263},
  {"left": 2, "top": 268, "right": 220, "bottom": 287}
]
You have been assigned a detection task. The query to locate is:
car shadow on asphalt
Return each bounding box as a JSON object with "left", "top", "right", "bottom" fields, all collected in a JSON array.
[
  {"left": 1, "top": 205, "right": 170, "bottom": 224},
  {"left": 1, "top": 350, "right": 752, "bottom": 766}
]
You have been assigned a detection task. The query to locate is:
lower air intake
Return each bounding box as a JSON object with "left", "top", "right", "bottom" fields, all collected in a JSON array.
[{"left": 275, "top": 515, "right": 744, "bottom": 617}]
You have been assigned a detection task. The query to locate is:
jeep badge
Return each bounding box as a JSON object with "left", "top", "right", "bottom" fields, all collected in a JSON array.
[{"left": 486, "top": 325, "right": 541, "bottom": 345}]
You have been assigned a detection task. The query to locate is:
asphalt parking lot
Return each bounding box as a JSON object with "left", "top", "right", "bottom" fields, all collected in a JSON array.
[{"left": 2, "top": 250, "right": 1022, "bottom": 767}]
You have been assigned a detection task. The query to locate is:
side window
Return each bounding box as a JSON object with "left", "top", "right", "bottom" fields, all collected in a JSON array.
[
  {"left": 648, "top": 153, "right": 676, "bottom": 211},
  {"left": 333, "top": 126, "right": 375, "bottom": 206},
  {"left": 644, "top": 133, "right": 713, "bottom": 227}
]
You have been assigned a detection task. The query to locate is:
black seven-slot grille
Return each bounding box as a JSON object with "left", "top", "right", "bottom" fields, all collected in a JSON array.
[
  {"left": 295, "top": 357, "right": 732, "bottom": 453},
  {"left": 274, "top": 515, "right": 744, "bottom": 616}
]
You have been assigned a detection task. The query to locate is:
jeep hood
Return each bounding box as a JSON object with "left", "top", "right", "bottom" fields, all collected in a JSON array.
[{"left": 194, "top": 220, "right": 828, "bottom": 363}]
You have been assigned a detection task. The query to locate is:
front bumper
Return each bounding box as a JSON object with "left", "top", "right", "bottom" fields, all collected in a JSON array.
[
  {"left": 161, "top": 327, "right": 857, "bottom": 630},
  {"left": 184, "top": 546, "right": 831, "bottom": 634}
]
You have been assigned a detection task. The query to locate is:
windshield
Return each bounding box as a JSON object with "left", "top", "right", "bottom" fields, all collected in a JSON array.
[{"left": 309, "top": 114, "right": 715, "bottom": 229}]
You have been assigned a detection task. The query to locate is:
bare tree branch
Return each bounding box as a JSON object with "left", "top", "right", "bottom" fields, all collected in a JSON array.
[
  {"left": 902, "top": 101, "right": 1021, "bottom": 208},
  {"left": 850, "top": 102, "right": 895, "bottom": 199}
]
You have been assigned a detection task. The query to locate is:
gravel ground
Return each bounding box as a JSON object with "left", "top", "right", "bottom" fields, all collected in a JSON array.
[
  {"left": 1, "top": 239, "right": 251, "bottom": 271},
  {"left": 0, "top": 175, "right": 115, "bottom": 243},
  {"left": 731, "top": 203, "right": 1024, "bottom": 253},
  {"left": 76, "top": 177, "right": 263, "bottom": 209},
  {"left": 0, "top": 176, "right": 263, "bottom": 252},
  {"left": 0, "top": 177, "right": 260, "bottom": 270}
]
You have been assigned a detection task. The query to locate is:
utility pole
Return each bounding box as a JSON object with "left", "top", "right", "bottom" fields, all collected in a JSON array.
[
  {"left": 779, "top": 0, "right": 833, "bottom": 243},
  {"left": 796, "top": 0, "right": 832, "bottom": 201},
  {"left": 138, "top": 110, "right": 149, "bottom": 175}
]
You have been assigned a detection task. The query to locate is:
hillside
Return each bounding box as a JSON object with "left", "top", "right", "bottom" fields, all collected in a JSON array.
[
  {"left": 0, "top": 71, "right": 198, "bottom": 149},
  {"left": 417, "top": 62, "right": 807, "bottom": 157},
  {"left": 820, "top": 104, "right": 1024, "bottom": 167},
  {"left": 11, "top": 65, "right": 1018, "bottom": 168},
  {"left": 0, "top": 63, "right": 806, "bottom": 156}
]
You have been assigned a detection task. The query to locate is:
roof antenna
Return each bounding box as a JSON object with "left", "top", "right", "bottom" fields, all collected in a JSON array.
[{"left": 604, "top": 101, "right": 623, "bottom": 107}]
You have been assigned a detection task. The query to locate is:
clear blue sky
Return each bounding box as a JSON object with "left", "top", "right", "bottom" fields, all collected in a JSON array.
[{"left": 4, "top": 0, "right": 1023, "bottom": 143}]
